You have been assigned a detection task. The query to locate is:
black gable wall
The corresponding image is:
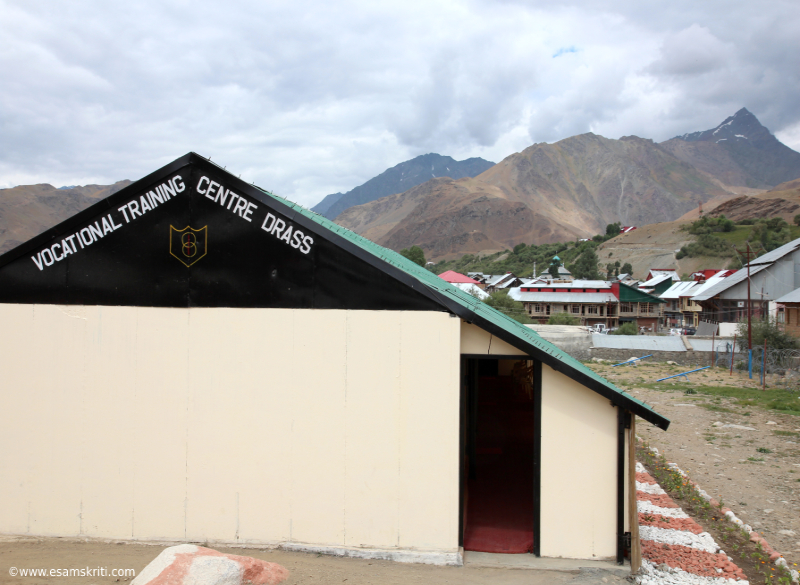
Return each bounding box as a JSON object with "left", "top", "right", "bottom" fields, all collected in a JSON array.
[{"left": 0, "top": 153, "right": 445, "bottom": 312}]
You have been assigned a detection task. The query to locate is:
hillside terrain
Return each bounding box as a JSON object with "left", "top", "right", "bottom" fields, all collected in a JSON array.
[
  {"left": 336, "top": 109, "right": 799, "bottom": 261},
  {"left": 0, "top": 181, "right": 132, "bottom": 255},
  {"left": 312, "top": 153, "right": 494, "bottom": 219}
]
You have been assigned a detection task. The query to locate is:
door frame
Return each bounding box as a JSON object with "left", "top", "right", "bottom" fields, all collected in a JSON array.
[{"left": 459, "top": 354, "right": 542, "bottom": 556}]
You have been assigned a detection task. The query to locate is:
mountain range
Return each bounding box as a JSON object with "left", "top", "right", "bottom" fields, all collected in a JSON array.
[
  {"left": 311, "top": 153, "right": 495, "bottom": 219},
  {"left": 2, "top": 109, "right": 799, "bottom": 262},
  {"left": 334, "top": 108, "right": 800, "bottom": 260}
]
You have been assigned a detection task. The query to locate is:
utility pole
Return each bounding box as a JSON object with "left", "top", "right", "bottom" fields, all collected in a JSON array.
[
  {"left": 734, "top": 243, "right": 753, "bottom": 350},
  {"left": 746, "top": 243, "right": 752, "bottom": 351},
  {"left": 734, "top": 243, "right": 754, "bottom": 379}
]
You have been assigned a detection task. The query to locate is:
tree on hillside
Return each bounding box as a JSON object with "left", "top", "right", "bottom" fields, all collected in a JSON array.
[
  {"left": 572, "top": 247, "right": 601, "bottom": 280},
  {"left": 400, "top": 245, "right": 426, "bottom": 266},
  {"left": 605, "top": 222, "right": 621, "bottom": 237},
  {"left": 621, "top": 262, "right": 633, "bottom": 276}
]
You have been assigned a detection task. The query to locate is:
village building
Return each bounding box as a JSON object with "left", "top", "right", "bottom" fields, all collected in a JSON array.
[
  {"left": 0, "top": 153, "right": 668, "bottom": 567},
  {"left": 615, "top": 273, "right": 636, "bottom": 285},
  {"left": 537, "top": 265, "right": 573, "bottom": 281},
  {"left": 775, "top": 289, "right": 800, "bottom": 336},
  {"left": 644, "top": 268, "right": 680, "bottom": 282},
  {"left": 611, "top": 282, "right": 666, "bottom": 333},
  {"left": 483, "top": 272, "right": 525, "bottom": 292},
  {"left": 694, "top": 238, "right": 800, "bottom": 323},
  {"left": 508, "top": 280, "right": 617, "bottom": 327},
  {"left": 660, "top": 281, "right": 698, "bottom": 329},
  {"left": 438, "top": 270, "right": 489, "bottom": 299}
]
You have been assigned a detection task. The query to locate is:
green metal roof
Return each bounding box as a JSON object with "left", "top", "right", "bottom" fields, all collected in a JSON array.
[
  {"left": 257, "top": 186, "right": 670, "bottom": 431},
  {"left": 619, "top": 282, "right": 667, "bottom": 304}
]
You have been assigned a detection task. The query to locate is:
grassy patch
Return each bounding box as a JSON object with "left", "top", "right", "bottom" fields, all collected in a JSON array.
[
  {"left": 639, "top": 382, "right": 800, "bottom": 415},
  {"left": 773, "top": 430, "right": 800, "bottom": 436}
]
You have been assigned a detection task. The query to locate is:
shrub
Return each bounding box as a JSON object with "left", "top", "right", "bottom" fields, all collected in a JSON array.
[
  {"left": 610, "top": 322, "right": 638, "bottom": 335},
  {"left": 547, "top": 312, "right": 580, "bottom": 325},
  {"left": 735, "top": 316, "right": 799, "bottom": 351}
]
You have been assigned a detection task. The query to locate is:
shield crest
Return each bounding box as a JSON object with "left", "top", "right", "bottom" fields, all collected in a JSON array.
[{"left": 170, "top": 225, "right": 207, "bottom": 267}]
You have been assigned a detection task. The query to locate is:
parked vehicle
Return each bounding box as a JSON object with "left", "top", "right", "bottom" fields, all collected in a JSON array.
[
  {"left": 683, "top": 327, "right": 697, "bottom": 336},
  {"left": 591, "top": 324, "right": 609, "bottom": 334}
]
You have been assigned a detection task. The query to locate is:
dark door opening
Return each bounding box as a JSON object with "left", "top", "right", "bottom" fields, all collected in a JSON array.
[{"left": 461, "top": 357, "right": 537, "bottom": 554}]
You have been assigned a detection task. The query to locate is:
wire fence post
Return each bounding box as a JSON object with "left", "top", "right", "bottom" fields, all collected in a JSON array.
[
  {"left": 748, "top": 349, "right": 753, "bottom": 379},
  {"left": 711, "top": 331, "right": 715, "bottom": 367},
  {"left": 730, "top": 334, "right": 736, "bottom": 376}
]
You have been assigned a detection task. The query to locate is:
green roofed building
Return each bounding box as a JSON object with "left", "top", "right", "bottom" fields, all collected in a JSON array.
[{"left": 0, "top": 153, "right": 666, "bottom": 568}]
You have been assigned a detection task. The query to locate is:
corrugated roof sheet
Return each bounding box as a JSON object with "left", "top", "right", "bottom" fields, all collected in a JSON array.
[
  {"left": 749, "top": 237, "right": 800, "bottom": 266},
  {"left": 776, "top": 288, "right": 800, "bottom": 303},
  {"left": 660, "top": 281, "right": 698, "bottom": 299},
  {"left": 254, "top": 184, "right": 668, "bottom": 430},
  {"left": 641, "top": 274, "right": 673, "bottom": 287},
  {"left": 486, "top": 273, "right": 513, "bottom": 286},
  {"left": 692, "top": 265, "right": 768, "bottom": 301},
  {"left": 592, "top": 335, "right": 686, "bottom": 351},
  {"left": 692, "top": 237, "right": 800, "bottom": 302},
  {"left": 452, "top": 282, "right": 489, "bottom": 299},
  {"left": 509, "top": 291, "right": 617, "bottom": 303}
]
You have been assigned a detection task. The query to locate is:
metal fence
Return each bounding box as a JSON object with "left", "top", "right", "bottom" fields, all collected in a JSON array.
[{"left": 711, "top": 342, "right": 800, "bottom": 389}]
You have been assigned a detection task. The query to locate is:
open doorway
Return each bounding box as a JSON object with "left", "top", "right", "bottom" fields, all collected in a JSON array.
[{"left": 461, "top": 357, "right": 539, "bottom": 554}]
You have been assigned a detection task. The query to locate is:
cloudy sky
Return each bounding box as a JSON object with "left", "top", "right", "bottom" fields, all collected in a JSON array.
[{"left": 2, "top": 0, "right": 799, "bottom": 207}]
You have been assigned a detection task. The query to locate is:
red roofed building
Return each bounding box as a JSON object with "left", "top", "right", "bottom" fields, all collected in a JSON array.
[{"left": 438, "top": 270, "right": 481, "bottom": 285}]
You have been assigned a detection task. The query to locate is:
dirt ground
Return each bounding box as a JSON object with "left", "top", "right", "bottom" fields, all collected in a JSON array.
[
  {"left": 590, "top": 361, "right": 800, "bottom": 570},
  {"left": 0, "top": 538, "right": 634, "bottom": 585}
]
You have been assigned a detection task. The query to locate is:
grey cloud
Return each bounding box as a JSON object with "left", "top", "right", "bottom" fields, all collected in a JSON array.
[{"left": 1, "top": 0, "right": 799, "bottom": 207}]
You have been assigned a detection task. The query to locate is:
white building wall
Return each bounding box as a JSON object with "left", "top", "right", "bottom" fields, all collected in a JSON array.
[
  {"left": 0, "top": 305, "right": 462, "bottom": 558},
  {"left": 540, "top": 364, "right": 618, "bottom": 559}
]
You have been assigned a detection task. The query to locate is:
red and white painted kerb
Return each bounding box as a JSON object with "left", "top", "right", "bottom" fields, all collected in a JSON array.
[
  {"left": 637, "top": 446, "right": 800, "bottom": 584},
  {"left": 635, "top": 461, "right": 749, "bottom": 584}
]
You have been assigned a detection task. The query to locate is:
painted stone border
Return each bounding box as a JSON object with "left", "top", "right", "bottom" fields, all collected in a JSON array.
[{"left": 639, "top": 445, "right": 800, "bottom": 584}]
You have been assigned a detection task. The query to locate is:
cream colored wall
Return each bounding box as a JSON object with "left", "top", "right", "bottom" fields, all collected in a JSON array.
[
  {"left": 540, "top": 364, "right": 619, "bottom": 559},
  {"left": 460, "top": 322, "right": 526, "bottom": 355},
  {"left": 0, "top": 305, "right": 461, "bottom": 554}
]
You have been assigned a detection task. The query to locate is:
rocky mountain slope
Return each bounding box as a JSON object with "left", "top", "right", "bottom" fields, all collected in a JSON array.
[
  {"left": 338, "top": 133, "right": 730, "bottom": 259},
  {"left": 336, "top": 109, "right": 800, "bottom": 261},
  {"left": 312, "top": 153, "right": 494, "bottom": 219},
  {"left": 0, "top": 181, "right": 131, "bottom": 255},
  {"left": 664, "top": 108, "right": 800, "bottom": 188}
]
